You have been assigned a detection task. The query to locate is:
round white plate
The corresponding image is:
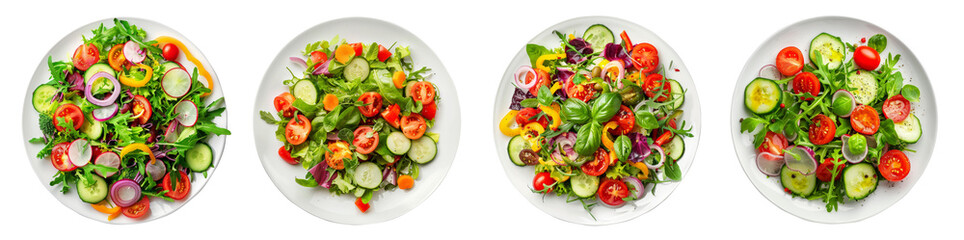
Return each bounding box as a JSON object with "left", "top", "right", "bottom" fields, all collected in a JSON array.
[
  {"left": 491, "top": 16, "right": 701, "bottom": 225},
  {"left": 730, "top": 16, "right": 936, "bottom": 223},
  {"left": 21, "top": 17, "right": 228, "bottom": 224},
  {"left": 253, "top": 17, "right": 460, "bottom": 225}
]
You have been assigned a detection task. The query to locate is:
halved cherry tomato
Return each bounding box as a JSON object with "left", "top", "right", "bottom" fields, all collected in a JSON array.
[
  {"left": 879, "top": 150, "right": 910, "bottom": 182},
  {"left": 377, "top": 44, "right": 392, "bottom": 62},
  {"left": 408, "top": 82, "right": 436, "bottom": 105},
  {"left": 355, "top": 197, "right": 370, "bottom": 213},
  {"left": 882, "top": 95, "right": 911, "bottom": 122},
  {"left": 401, "top": 113, "right": 427, "bottom": 139},
  {"left": 854, "top": 46, "right": 881, "bottom": 71},
  {"left": 285, "top": 114, "right": 311, "bottom": 145},
  {"left": 381, "top": 104, "right": 401, "bottom": 128},
  {"left": 597, "top": 178, "right": 629, "bottom": 206},
  {"left": 581, "top": 149, "right": 610, "bottom": 176},
  {"left": 756, "top": 131, "right": 788, "bottom": 161},
  {"left": 53, "top": 103, "right": 84, "bottom": 132},
  {"left": 357, "top": 92, "right": 383, "bottom": 118},
  {"left": 122, "top": 197, "right": 150, "bottom": 218},
  {"left": 352, "top": 126, "right": 379, "bottom": 154},
  {"left": 776, "top": 46, "right": 804, "bottom": 76},
  {"left": 421, "top": 101, "right": 437, "bottom": 120},
  {"left": 72, "top": 43, "right": 100, "bottom": 71},
  {"left": 565, "top": 80, "right": 596, "bottom": 102},
  {"left": 107, "top": 44, "right": 126, "bottom": 71},
  {"left": 161, "top": 171, "right": 191, "bottom": 200},
  {"left": 351, "top": 42, "right": 364, "bottom": 56},
  {"left": 309, "top": 51, "right": 328, "bottom": 70},
  {"left": 643, "top": 73, "right": 671, "bottom": 102},
  {"left": 273, "top": 92, "right": 296, "bottom": 118},
  {"left": 850, "top": 105, "right": 880, "bottom": 135},
  {"left": 131, "top": 95, "right": 152, "bottom": 125},
  {"left": 278, "top": 146, "right": 298, "bottom": 165},
  {"left": 50, "top": 142, "right": 76, "bottom": 171},
  {"left": 515, "top": 108, "right": 549, "bottom": 129},
  {"left": 528, "top": 69, "right": 550, "bottom": 96},
  {"left": 815, "top": 158, "right": 845, "bottom": 182},
  {"left": 792, "top": 72, "right": 821, "bottom": 100},
  {"left": 808, "top": 114, "right": 836, "bottom": 145},
  {"left": 532, "top": 172, "right": 556, "bottom": 193},
  {"left": 629, "top": 43, "right": 659, "bottom": 73},
  {"left": 607, "top": 105, "right": 635, "bottom": 135},
  {"left": 325, "top": 141, "right": 351, "bottom": 169},
  {"left": 162, "top": 43, "right": 179, "bottom": 61}
]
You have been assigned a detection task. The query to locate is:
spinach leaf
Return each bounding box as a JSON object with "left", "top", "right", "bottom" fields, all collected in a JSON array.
[
  {"left": 901, "top": 85, "right": 920, "bottom": 102},
  {"left": 868, "top": 34, "right": 887, "bottom": 53},
  {"left": 370, "top": 69, "right": 405, "bottom": 104}
]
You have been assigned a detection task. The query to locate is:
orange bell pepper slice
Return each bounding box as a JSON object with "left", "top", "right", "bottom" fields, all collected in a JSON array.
[{"left": 153, "top": 36, "right": 215, "bottom": 97}]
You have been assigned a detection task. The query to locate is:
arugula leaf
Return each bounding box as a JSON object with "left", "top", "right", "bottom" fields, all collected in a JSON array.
[
  {"left": 260, "top": 111, "right": 280, "bottom": 124},
  {"left": 740, "top": 117, "right": 768, "bottom": 134}
]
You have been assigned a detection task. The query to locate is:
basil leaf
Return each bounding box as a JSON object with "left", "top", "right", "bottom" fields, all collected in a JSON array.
[
  {"left": 574, "top": 122, "right": 602, "bottom": 156},
  {"left": 537, "top": 85, "right": 555, "bottom": 107},
  {"left": 635, "top": 111, "right": 658, "bottom": 129},
  {"left": 525, "top": 44, "right": 551, "bottom": 67},
  {"left": 561, "top": 98, "right": 591, "bottom": 124},
  {"left": 590, "top": 92, "right": 622, "bottom": 123},
  {"left": 520, "top": 98, "right": 540, "bottom": 108},
  {"left": 614, "top": 135, "right": 631, "bottom": 162},
  {"left": 663, "top": 160, "right": 682, "bottom": 181},
  {"left": 901, "top": 85, "right": 920, "bottom": 102},
  {"left": 878, "top": 119, "right": 900, "bottom": 145},
  {"left": 868, "top": 34, "right": 887, "bottom": 53},
  {"left": 371, "top": 69, "right": 404, "bottom": 104}
]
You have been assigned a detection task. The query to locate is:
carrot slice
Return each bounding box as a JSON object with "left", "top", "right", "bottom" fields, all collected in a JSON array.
[
  {"left": 322, "top": 94, "right": 339, "bottom": 111},
  {"left": 392, "top": 71, "right": 406, "bottom": 89},
  {"left": 397, "top": 175, "right": 414, "bottom": 189},
  {"left": 335, "top": 44, "right": 354, "bottom": 64}
]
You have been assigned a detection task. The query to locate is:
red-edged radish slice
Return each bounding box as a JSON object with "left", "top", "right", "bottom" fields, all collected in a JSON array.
[
  {"left": 164, "top": 119, "right": 181, "bottom": 143},
  {"left": 758, "top": 64, "right": 783, "bottom": 80},
  {"left": 67, "top": 139, "right": 92, "bottom": 167},
  {"left": 92, "top": 104, "right": 119, "bottom": 122},
  {"left": 145, "top": 159, "right": 167, "bottom": 181},
  {"left": 123, "top": 41, "right": 146, "bottom": 64},
  {"left": 841, "top": 135, "right": 869, "bottom": 164},
  {"left": 831, "top": 89, "right": 857, "bottom": 118},
  {"left": 784, "top": 145, "right": 817, "bottom": 175},
  {"left": 161, "top": 68, "right": 193, "bottom": 98},
  {"left": 756, "top": 151, "right": 785, "bottom": 177},
  {"left": 174, "top": 100, "right": 199, "bottom": 127},
  {"left": 93, "top": 152, "right": 120, "bottom": 177}
]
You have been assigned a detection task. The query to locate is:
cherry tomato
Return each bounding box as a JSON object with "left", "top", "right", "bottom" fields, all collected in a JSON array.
[
  {"left": 53, "top": 103, "right": 84, "bottom": 132},
  {"left": 131, "top": 95, "right": 152, "bottom": 125},
  {"left": 381, "top": 104, "right": 401, "bottom": 129},
  {"left": 528, "top": 69, "right": 551, "bottom": 96},
  {"left": 850, "top": 105, "right": 880, "bottom": 135},
  {"left": 815, "top": 158, "right": 845, "bottom": 182},
  {"left": 161, "top": 43, "right": 180, "bottom": 61},
  {"left": 285, "top": 114, "right": 311, "bottom": 145},
  {"left": 643, "top": 73, "right": 671, "bottom": 102},
  {"left": 161, "top": 171, "right": 191, "bottom": 200},
  {"left": 808, "top": 114, "right": 836, "bottom": 145},
  {"left": 581, "top": 149, "right": 610, "bottom": 176},
  {"left": 776, "top": 46, "right": 804, "bottom": 76},
  {"left": 72, "top": 43, "right": 100, "bottom": 71},
  {"left": 352, "top": 126, "right": 379, "bottom": 154},
  {"left": 607, "top": 105, "right": 635, "bottom": 135},
  {"left": 792, "top": 72, "right": 821, "bottom": 100},
  {"left": 273, "top": 92, "right": 296, "bottom": 118},
  {"left": 597, "top": 178, "right": 630, "bottom": 206},
  {"left": 355, "top": 197, "right": 370, "bottom": 213},
  {"left": 532, "top": 172, "right": 556, "bottom": 193},
  {"left": 420, "top": 101, "right": 437, "bottom": 120},
  {"left": 278, "top": 146, "right": 298, "bottom": 165},
  {"left": 756, "top": 131, "right": 788, "bottom": 161},
  {"left": 854, "top": 46, "right": 881, "bottom": 71},
  {"left": 879, "top": 150, "right": 910, "bottom": 182},
  {"left": 122, "top": 197, "right": 150, "bottom": 218},
  {"left": 565, "top": 79, "right": 596, "bottom": 102},
  {"left": 309, "top": 51, "right": 328, "bottom": 70},
  {"left": 629, "top": 43, "right": 659, "bottom": 73},
  {"left": 107, "top": 44, "right": 126, "bottom": 72},
  {"left": 357, "top": 92, "right": 383, "bottom": 118},
  {"left": 351, "top": 42, "right": 364, "bottom": 56},
  {"left": 515, "top": 108, "right": 549, "bottom": 129},
  {"left": 882, "top": 95, "right": 911, "bottom": 122},
  {"left": 50, "top": 142, "right": 76, "bottom": 171},
  {"left": 377, "top": 44, "right": 392, "bottom": 62},
  {"left": 400, "top": 113, "right": 427, "bottom": 139},
  {"left": 408, "top": 82, "right": 436, "bottom": 105},
  {"left": 325, "top": 141, "right": 351, "bottom": 170}
]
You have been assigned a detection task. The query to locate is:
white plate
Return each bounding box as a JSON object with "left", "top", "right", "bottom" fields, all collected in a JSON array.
[
  {"left": 491, "top": 16, "right": 701, "bottom": 225},
  {"left": 20, "top": 18, "right": 228, "bottom": 224},
  {"left": 730, "top": 16, "right": 936, "bottom": 223},
  {"left": 253, "top": 17, "right": 460, "bottom": 225}
]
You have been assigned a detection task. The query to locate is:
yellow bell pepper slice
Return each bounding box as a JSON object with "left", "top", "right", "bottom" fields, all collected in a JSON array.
[
  {"left": 120, "top": 143, "right": 156, "bottom": 165},
  {"left": 601, "top": 121, "right": 618, "bottom": 151},
  {"left": 538, "top": 105, "right": 561, "bottom": 130},
  {"left": 154, "top": 36, "right": 215, "bottom": 97},
  {"left": 119, "top": 63, "right": 153, "bottom": 87},
  {"left": 499, "top": 110, "right": 521, "bottom": 136},
  {"left": 549, "top": 82, "right": 562, "bottom": 94},
  {"left": 535, "top": 54, "right": 566, "bottom": 72},
  {"left": 521, "top": 123, "right": 546, "bottom": 152},
  {"left": 632, "top": 162, "right": 651, "bottom": 180}
]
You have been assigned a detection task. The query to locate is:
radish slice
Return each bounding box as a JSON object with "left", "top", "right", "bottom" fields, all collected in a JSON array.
[
  {"left": 841, "top": 135, "right": 868, "bottom": 164},
  {"left": 145, "top": 158, "right": 167, "bottom": 181},
  {"left": 92, "top": 104, "right": 119, "bottom": 121},
  {"left": 784, "top": 145, "right": 817, "bottom": 175},
  {"left": 514, "top": 66, "right": 537, "bottom": 92},
  {"left": 831, "top": 90, "right": 857, "bottom": 117},
  {"left": 110, "top": 179, "right": 141, "bottom": 208},
  {"left": 756, "top": 152, "right": 785, "bottom": 176},
  {"left": 67, "top": 139, "right": 92, "bottom": 167},
  {"left": 164, "top": 119, "right": 181, "bottom": 143},
  {"left": 162, "top": 68, "right": 193, "bottom": 98},
  {"left": 758, "top": 64, "right": 783, "bottom": 80},
  {"left": 174, "top": 100, "right": 199, "bottom": 127},
  {"left": 93, "top": 152, "right": 120, "bottom": 178},
  {"left": 622, "top": 176, "right": 646, "bottom": 199},
  {"left": 123, "top": 41, "right": 146, "bottom": 64}
]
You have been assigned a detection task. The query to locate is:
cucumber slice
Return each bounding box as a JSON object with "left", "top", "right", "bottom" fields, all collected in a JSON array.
[
  {"left": 83, "top": 63, "right": 115, "bottom": 84},
  {"left": 809, "top": 33, "right": 845, "bottom": 70},
  {"left": 354, "top": 162, "right": 382, "bottom": 189},
  {"left": 667, "top": 79, "right": 684, "bottom": 110},
  {"left": 343, "top": 57, "right": 371, "bottom": 82},
  {"left": 408, "top": 136, "right": 437, "bottom": 164},
  {"left": 780, "top": 165, "right": 817, "bottom": 197},
  {"left": 894, "top": 113, "right": 921, "bottom": 143},
  {"left": 583, "top": 24, "right": 614, "bottom": 53},
  {"left": 847, "top": 70, "right": 878, "bottom": 105},
  {"left": 161, "top": 61, "right": 183, "bottom": 72},
  {"left": 186, "top": 142, "right": 214, "bottom": 172},
  {"left": 663, "top": 136, "right": 685, "bottom": 161},
  {"left": 843, "top": 162, "right": 878, "bottom": 200},
  {"left": 386, "top": 132, "right": 411, "bottom": 155},
  {"left": 77, "top": 174, "right": 108, "bottom": 204},
  {"left": 570, "top": 172, "right": 599, "bottom": 198},
  {"left": 32, "top": 85, "right": 58, "bottom": 113},
  {"left": 292, "top": 80, "right": 318, "bottom": 105},
  {"left": 744, "top": 77, "right": 783, "bottom": 115},
  {"left": 507, "top": 136, "right": 527, "bottom": 166},
  {"left": 80, "top": 113, "right": 102, "bottom": 140}
]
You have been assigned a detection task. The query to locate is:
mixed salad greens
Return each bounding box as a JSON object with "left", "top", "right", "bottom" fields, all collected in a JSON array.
[
  {"left": 28, "top": 19, "right": 229, "bottom": 221},
  {"left": 499, "top": 24, "right": 692, "bottom": 219},
  {"left": 740, "top": 32, "right": 921, "bottom": 212},
  {"left": 260, "top": 36, "right": 439, "bottom": 213}
]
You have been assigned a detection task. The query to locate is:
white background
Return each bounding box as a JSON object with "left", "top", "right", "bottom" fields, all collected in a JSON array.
[{"left": 1, "top": 0, "right": 959, "bottom": 239}]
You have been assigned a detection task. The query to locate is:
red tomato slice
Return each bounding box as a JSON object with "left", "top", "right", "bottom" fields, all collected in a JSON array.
[
  {"left": 808, "top": 114, "right": 836, "bottom": 145},
  {"left": 581, "top": 149, "right": 610, "bottom": 176},
  {"left": 352, "top": 126, "right": 379, "bottom": 154},
  {"left": 532, "top": 172, "right": 556, "bottom": 193},
  {"left": 792, "top": 72, "right": 821, "bottom": 100},
  {"left": 879, "top": 150, "right": 910, "bottom": 182},
  {"left": 776, "top": 46, "right": 804, "bottom": 76},
  {"left": 381, "top": 104, "right": 401, "bottom": 129},
  {"left": 408, "top": 82, "right": 436, "bottom": 105},
  {"left": 53, "top": 103, "right": 84, "bottom": 132},
  {"left": 108, "top": 44, "right": 126, "bottom": 72},
  {"left": 756, "top": 131, "right": 788, "bottom": 160},
  {"left": 309, "top": 51, "right": 328, "bottom": 70},
  {"left": 528, "top": 69, "right": 551, "bottom": 96},
  {"left": 377, "top": 44, "right": 392, "bottom": 62},
  {"left": 278, "top": 146, "right": 298, "bottom": 165},
  {"left": 607, "top": 105, "right": 635, "bottom": 135},
  {"left": 161, "top": 171, "right": 191, "bottom": 200},
  {"left": 629, "top": 43, "right": 659, "bottom": 73},
  {"left": 50, "top": 142, "right": 76, "bottom": 171},
  {"left": 273, "top": 92, "right": 296, "bottom": 118},
  {"left": 357, "top": 92, "right": 383, "bottom": 118},
  {"left": 72, "top": 43, "right": 100, "bottom": 71},
  {"left": 815, "top": 158, "right": 845, "bottom": 182},
  {"left": 351, "top": 43, "right": 364, "bottom": 56},
  {"left": 597, "top": 178, "right": 629, "bottom": 206},
  {"left": 132, "top": 95, "right": 152, "bottom": 125},
  {"left": 122, "top": 197, "right": 150, "bottom": 218},
  {"left": 850, "top": 105, "right": 880, "bottom": 135},
  {"left": 420, "top": 101, "right": 437, "bottom": 120},
  {"left": 643, "top": 73, "right": 671, "bottom": 102},
  {"left": 401, "top": 113, "right": 427, "bottom": 139},
  {"left": 285, "top": 114, "right": 311, "bottom": 145},
  {"left": 882, "top": 95, "right": 911, "bottom": 122},
  {"left": 515, "top": 107, "right": 548, "bottom": 129}
]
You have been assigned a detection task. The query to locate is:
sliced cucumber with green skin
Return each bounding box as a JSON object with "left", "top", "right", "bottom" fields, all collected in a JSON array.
[
  {"left": 32, "top": 85, "right": 59, "bottom": 113},
  {"left": 83, "top": 63, "right": 115, "bottom": 84},
  {"left": 668, "top": 79, "right": 684, "bottom": 110},
  {"left": 583, "top": 24, "right": 614, "bottom": 53},
  {"left": 507, "top": 135, "right": 527, "bottom": 166},
  {"left": 77, "top": 174, "right": 108, "bottom": 204},
  {"left": 186, "top": 142, "right": 214, "bottom": 172},
  {"left": 354, "top": 162, "right": 382, "bottom": 189},
  {"left": 343, "top": 57, "right": 371, "bottom": 82},
  {"left": 843, "top": 162, "right": 878, "bottom": 200},
  {"left": 80, "top": 113, "right": 102, "bottom": 140},
  {"left": 780, "top": 165, "right": 816, "bottom": 197},
  {"left": 292, "top": 80, "right": 318, "bottom": 105},
  {"left": 894, "top": 113, "right": 921, "bottom": 143},
  {"left": 663, "top": 135, "right": 685, "bottom": 161},
  {"left": 847, "top": 70, "right": 878, "bottom": 105},
  {"left": 744, "top": 77, "right": 783, "bottom": 115},
  {"left": 809, "top": 33, "right": 845, "bottom": 70},
  {"left": 570, "top": 172, "right": 599, "bottom": 198},
  {"left": 161, "top": 61, "right": 183, "bottom": 72},
  {"left": 408, "top": 136, "right": 437, "bottom": 164},
  {"left": 386, "top": 132, "right": 411, "bottom": 155}
]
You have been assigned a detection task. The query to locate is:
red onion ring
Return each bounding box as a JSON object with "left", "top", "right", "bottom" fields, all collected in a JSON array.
[
  {"left": 645, "top": 144, "right": 665, "bottom": 169},
  {"left": 622, "top": 176, "right": 646, "bottom": 199},
  {"left": 110, "top": 179, "right": 142, "bottom": 208},
  {"left": 92, "top": 103, "right": 119, "bottom": 121},
  {"left": 290, "top": 57, "right": 307, "bottom": 69},
  {"left": 312, "top": 59, "right": 332, "bottom": 75},
  {"left": 758, "top": 64, "right": 783, "bottom": 80},
  {"left": 84, "top": 72, "right": 120, "bottom": 106},
  {"left": 514, "top": 66, "right": 537, "bottom": 92}
]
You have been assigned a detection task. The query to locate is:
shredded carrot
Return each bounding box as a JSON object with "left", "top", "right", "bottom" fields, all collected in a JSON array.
[
  {"left": 335, "top": 44, "right": 354, "bottom": 64},
  {"left": 392, "top": 71, "right": 406, "bottom": 89},
  {"left": 397, "top": 175, "right": 414, "bottom": 189},
  {"left": 322, "top": 94, "right": 339, "bottom": 111},
  {"left": 153, "top": 36, "right": 215, "bottom": 97}
]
